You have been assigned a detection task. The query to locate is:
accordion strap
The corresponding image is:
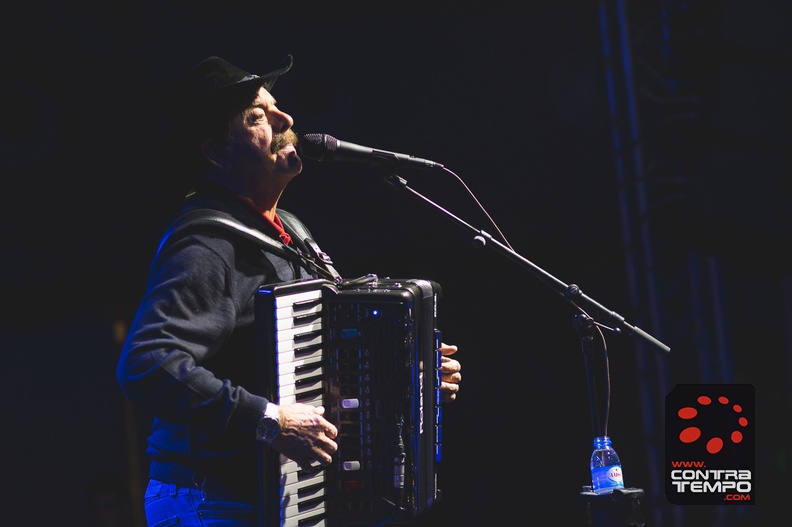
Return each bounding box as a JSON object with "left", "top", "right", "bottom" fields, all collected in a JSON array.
[{"left": 152, "top": 208, "right": 341, "bottom": 282}]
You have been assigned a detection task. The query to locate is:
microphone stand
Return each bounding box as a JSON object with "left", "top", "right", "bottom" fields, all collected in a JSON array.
[{"left": 384, "top": 172, "right": 663, "bottom": 526}]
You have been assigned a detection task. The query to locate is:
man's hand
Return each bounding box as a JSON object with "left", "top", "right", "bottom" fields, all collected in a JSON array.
[
  {"left": 270, "top": 404, "right": 338, "bottom": 471},
  {"left": 438, "top": 343, "right": 462, "bottom": 402}
]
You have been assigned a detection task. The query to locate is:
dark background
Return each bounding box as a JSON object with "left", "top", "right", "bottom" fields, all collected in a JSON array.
[{"left": 2, "top": 1, "right": 790, "bottom": 526}]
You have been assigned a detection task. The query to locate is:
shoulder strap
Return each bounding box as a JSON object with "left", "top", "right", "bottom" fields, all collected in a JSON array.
[
  {"left": 278, "top": 209, "right": 341, "bottom": 281},
  {"left": 153, "top": 208, "right": 341, "bottom": 281}
]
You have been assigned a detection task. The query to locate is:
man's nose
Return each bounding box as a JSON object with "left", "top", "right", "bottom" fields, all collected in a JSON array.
[{"left": 271, "top": 108, "right": 294, "bottom": 132}]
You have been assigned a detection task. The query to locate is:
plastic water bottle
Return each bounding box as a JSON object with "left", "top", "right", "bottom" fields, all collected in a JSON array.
[{"left": 590, "top": 435, "right": 624, "bottom": 493}]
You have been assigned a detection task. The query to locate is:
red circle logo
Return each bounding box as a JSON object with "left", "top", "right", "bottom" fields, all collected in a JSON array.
[{"left": 675, "top": 394, "right": 748, "bottom": 454}]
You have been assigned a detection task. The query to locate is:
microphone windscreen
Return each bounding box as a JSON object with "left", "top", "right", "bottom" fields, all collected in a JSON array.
[{"left": 299, "top": 133, "right": 339, "bottom": 161}]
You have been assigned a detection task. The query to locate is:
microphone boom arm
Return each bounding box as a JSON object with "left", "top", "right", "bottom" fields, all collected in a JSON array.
[{"left": 384, "top": 174, "right": 670, "bottom": 355}]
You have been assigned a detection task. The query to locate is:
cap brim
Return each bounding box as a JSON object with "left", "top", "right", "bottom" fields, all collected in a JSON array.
[{"left": 259, "top": 54, "right": 294, "bottom": 92}]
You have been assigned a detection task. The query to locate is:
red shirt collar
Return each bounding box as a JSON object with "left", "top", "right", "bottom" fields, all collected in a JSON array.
[{"left": 235, "top": 195, "right": 292, "bottom": 245}]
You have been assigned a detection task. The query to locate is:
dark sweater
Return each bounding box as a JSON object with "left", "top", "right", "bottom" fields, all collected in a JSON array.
[{"left": 117, "top": 184, "right": 320, "bottom": 501}]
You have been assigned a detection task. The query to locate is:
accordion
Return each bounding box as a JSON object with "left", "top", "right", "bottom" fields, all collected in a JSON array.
[{"left": 254, "top": 276, "right": 444, "bottom": 527}]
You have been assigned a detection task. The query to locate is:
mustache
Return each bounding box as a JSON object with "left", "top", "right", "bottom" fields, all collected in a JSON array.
[{"left": 271, "top": 129, "right": 299, "bottom": 152}]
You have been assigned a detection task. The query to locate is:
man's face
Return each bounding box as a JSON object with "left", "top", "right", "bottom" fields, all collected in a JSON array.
[{"left": 226, "top": 86, "right": 302, "bottom": 186}]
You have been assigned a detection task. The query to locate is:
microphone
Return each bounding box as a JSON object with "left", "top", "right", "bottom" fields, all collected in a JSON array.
[{"left": 299, "top": 133, "right": 444, "bottom": 171}]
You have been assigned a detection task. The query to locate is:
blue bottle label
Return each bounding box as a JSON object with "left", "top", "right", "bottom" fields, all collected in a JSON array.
[{"left": 591, "top": 465, "right": 624, "bottom": 492}]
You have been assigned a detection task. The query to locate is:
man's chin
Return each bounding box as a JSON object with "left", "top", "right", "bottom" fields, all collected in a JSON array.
[{"left": 286, "top": 149, "right": 303, "bottom": 173}]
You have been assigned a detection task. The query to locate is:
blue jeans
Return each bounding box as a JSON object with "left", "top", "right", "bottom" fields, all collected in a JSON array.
[{"left": 143, "top": 479, "right": 261, "bottom": 527}]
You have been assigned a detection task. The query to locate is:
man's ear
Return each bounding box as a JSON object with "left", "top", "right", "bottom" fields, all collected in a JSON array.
[{"left": 202, "top": 138, "right": 230, "bottom": 170}]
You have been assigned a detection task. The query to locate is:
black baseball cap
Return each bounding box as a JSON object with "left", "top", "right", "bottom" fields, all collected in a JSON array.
[{"left": 176, "top": 54, "right": 293, "bottom": 111}]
